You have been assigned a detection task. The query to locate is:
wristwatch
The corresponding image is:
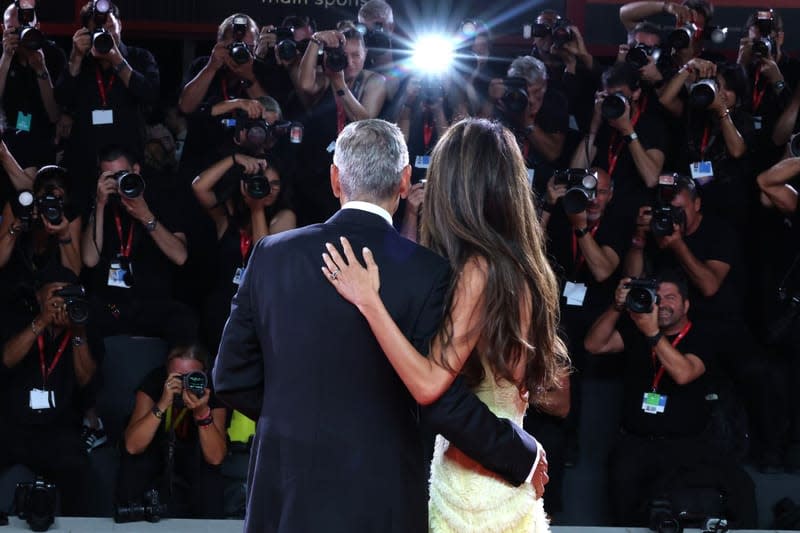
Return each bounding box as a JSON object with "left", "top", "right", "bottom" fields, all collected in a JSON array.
[
  {"left": 37, "top": 71, "right": 49, "bottom": 80},
  {"left": 774, "top": 80, "right": 786, "bottom": 94},
  {"left": 151, "top": 405, "right": 165, "bottom": 419},
  {"left": 144, "top": 217, "right": 158, "bottom": 232},
  {"left": 574, "top": 226, "right": 590, "bottom": 238},
  {"left": 623, "top": 131, "right": 639, "bottom": 144},
  {"left": 112, "top": 60, "right": 130, "bottom": 74},
  {"left": 645, "top": 331, "right": 663, "bottom": 348}
]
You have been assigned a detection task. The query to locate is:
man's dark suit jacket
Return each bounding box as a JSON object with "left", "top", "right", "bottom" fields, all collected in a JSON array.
[{"left": 213, "top": 207, "right": 538, "bottom": 533}]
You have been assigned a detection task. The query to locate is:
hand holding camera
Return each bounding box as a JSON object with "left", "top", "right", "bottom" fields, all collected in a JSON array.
[
  {"left": 545, "top": 174, "right": 567, "bottom": 207},
  {"left": 37, "top": 285, "right": 68, "bottom": 328},
  {"left": 231, "top": 98, "right": 266, "bottom": 119},
  {"left": 159, "top": 372, "right": 184, "bottom": 410},
  {"left": 256, "top": 25, "right": 278, "bottom": 59},
  {"left": 233, "top": 153, "right": 267, "bottom": 176},
  {"left": 208, "top": 41, "right": 231, "bottom": 72},
  {"left": 70, "top": 28, "right": 92, "bottom": 60},
  {"left": 2, "top": 27, "right": 20, "bottom": 58},
  {"left": 406, "top": 182, "right": 425, "bottom": 213}
]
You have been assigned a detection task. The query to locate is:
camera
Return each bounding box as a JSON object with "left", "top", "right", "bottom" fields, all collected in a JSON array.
[
  {"left": 15, "top": 2, "right": 43, "bottom": 50},
  {"left": 625, "top": 278, "right": 659, "bottom": 314},
  {"left": 324, "top": 43, "right": 348, "bottom": 72},
  {"left": 420, "top": 75, "right": 445, "bottom": 105},
  {"left": 90, "top": 0, "right": 114, "bottom": 54},
  {"left": 668, "top": 22, "right": 700, "bottom": 50},
  {"left": 553, "top": 168, "right": 598, "bottom": 214},
  {"left": 789, "top": 132, "right": 800, "bottom": 157},
  {"left": 223, "top": 114, "right": 296, "bottom": 148},
  {"left": 688, "top": 78, "right": 717, "bottom": 109},
  {"left": 500, "top": 77, "right": 529, "bottom": 116},
  {"left": 12, "top": 190, "right": 35, "bottom": 231},
  {"left": 110, "top": 170, "right": 145, "bottom": 199},
  {"left": 601, "top": 92, "right": 629, "bottom": 120},
  {"left": 532, "top": 18, "right": 573, "bottom": 48},
  {"left": 54, "top": 284, "right": 90, "bottom": 325},
  {"left": 241, "top": 174, "right": 271, "bottom": 199},
  {"left": 751, "top": 36, "right": 775, "bottom": 59},
  {"left": 650, "top": 174, "right": 686, "bottom": 237},
  {"left": 754, "top": 10, "right": 775, "bottom": 37},
  {"left": 182, "top": 370, "right": 208, "bottom": 397},
  {"left": 362, "top": 22, "right": 391, "bottom": 51},
  {"left": 626, "top": 44, "right": 661, "bottom": 70},
  {"left": 267, "top": 26, "right": 294, "bottom": 43},
  {"left": 649, "top": 498, "right": 682, "bottom": 533},
  {"left": 228, "top": 16, "right": 252, "bottom": 65},
  {"left": 114, "top": 488, "right": 167, "bottom": 524},
  {"left": 15, "top": 478, "right": 56, "bottom": 532},
  {"left": 36, "top": 193, "right": 64, "bottom": 226}
]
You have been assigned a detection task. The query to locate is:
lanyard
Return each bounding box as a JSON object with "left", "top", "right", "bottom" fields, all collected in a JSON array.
[
  {"left": 607, "top": 96, "right": 647, "bottom": 178},
  {"left": 239, "top": 228, "right": 252, "bottom": 265},
  {"left": 423, "top": 117, "right": 433, "bottom": 151},
  {"left": 752, "top": 66, "right": 766, "bottom": 113},
  {"left": 650, "top": 321, "right": 692, "bottom": 392},
  {"left": 37, "top": 332, "right": 72, "bottom": 388},
  {"left": 336, "top": 97, "right": 346, "bottom": 134},
  {"left": 165, "top": 405, "right": 188, "bottom": 433},
  {"left": 95, "top": 67, "right": 115, "bottom": 107},
  {"left": 221, "top": 78, "right": 229, "bottom": 101},
  {"left": 570, "top": 222, "right": 600, "bottom": 277},
  {"left": 113, "top": 207, "right": 135, "bottom": 258}
]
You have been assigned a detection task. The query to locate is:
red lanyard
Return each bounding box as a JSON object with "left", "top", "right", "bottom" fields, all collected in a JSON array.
[
  {"left": 423, "top": 119, "right": 433, "bottom": 151},
  {"left": 221, "top": 78, "right": 229, "bottom": 101},
  {"left": 752, "top": 66, "right": 766, "bottom": 112},
  {"left": 607, "top": 96, "right": 647, "bottom": 178},
  {"left": 113, "top": 207, "right": 135, "bottom": 258},
  {"left": 95, "top": 67, "right": 115, "bottom": 107},
  {"left": 37, "top": 332, "right": 72, "bottom": 388},
  {"left": 700, "top": 125, "right": 710, "bottom": 158},
  {"left": 239, "top": 228, "right": 252, "bottom": 265},
  {"left": 650, "top": 321, "right": 692, "bottom": 392},
  {"left": 571, "top": 222, "right": 600, "bottom": 276}
]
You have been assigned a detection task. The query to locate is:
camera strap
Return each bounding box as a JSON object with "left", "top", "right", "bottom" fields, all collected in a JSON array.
[
  {"left": 571, "top": 222, "right": 600, "bottom": 277},
  {"left": 95, "top": 67, "right": 115, "bottom": 107},
  {"left": 239, "top": 228, "right": 252, "bottom": 266},
  {"left": 607, "top": 95, "right": 647, "bottom": 178},
  {"left": 423, "top": 118, "right": 434, "bottom": 151},
  {"left": 164, "top": 406, "right": 188, "bottom": 435},
  {"left": 113, "top": 207, "right": 135, "bottom": 259},
  {"left": 650, "top": 320, "right": 692, "bottom": 392},
  {"left": 37, "top": 331, "right": 71, "bottom": 388},
  {"left": 335, "top": 72, "right": 365, "bottom": 134},
  {"left": 752, "top": 65, "right": 766, "bottom": 113}
]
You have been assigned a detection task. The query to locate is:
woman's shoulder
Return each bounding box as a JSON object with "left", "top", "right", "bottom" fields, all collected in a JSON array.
[{"left": 362, "top": 69, "right": 387, "bottom": 86}]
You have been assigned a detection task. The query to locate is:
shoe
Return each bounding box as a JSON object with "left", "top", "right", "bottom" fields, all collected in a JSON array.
[{"left": 81, "top": 424, "right": 108, "bottom": 452}]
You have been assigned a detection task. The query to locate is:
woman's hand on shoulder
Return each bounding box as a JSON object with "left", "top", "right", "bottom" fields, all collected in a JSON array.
[{"left": 321, "top": 236, "right": 381, "bottom": 311}]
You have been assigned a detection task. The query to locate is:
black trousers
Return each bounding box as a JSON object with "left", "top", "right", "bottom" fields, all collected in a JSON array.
[
  {"left": 608, "top": 431, "right": 756, "bottom": 528},
  {"left": 116, "top": 438, "right": 224, "bottom": 519},
  {"left": 0, "top": 422, "right": 89, "bottom": 516}
]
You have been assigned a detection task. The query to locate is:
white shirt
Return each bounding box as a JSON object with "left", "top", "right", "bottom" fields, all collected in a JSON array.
[{"left": 341, "top": 201, "right": 393, "bottom": 226}]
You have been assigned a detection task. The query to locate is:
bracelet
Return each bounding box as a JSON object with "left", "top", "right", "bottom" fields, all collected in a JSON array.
[
  {"left": 623, "top": 131, "right": 639, "bottom": 144},
  {"left": 58, "top": 236, "right": 73, "bottom": 245},
  {"left": 112, "top": 60, "right": 129, "bottom": 74},
  {"left": 574, "top": 226, "right": 590, "bottom": 238},
  {"left": 718, "top": 109, "right": 730, "bottom": 120},
  {"left": 151, "top": 405, "right": 165, "bottom": 419},
  {"left": 336, "top": 88, "right": 346, "bottom": 97},
  {"left": 31, "top": 319, "right": 41, "bottom": 337},
  {"left": 645, "top": 331, "right": 663, "bottom": 348},
  {"left": 193, "top": 406, "right": 212, "bottom": 421},
  {"left": 36, "top": 70, "right": 49, "bottom": 80},
  {"left": 631, "top": 236, "right": 645, "bottom": 249}
]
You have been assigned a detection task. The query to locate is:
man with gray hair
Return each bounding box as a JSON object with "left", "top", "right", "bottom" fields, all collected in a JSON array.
[{"left": 214, "top": 118, "right": 541, "bottom": 532}]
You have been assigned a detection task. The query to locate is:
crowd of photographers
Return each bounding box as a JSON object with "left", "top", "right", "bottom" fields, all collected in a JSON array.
[{"left": 0, "top": 0, "right": 799, "bottom": 527}]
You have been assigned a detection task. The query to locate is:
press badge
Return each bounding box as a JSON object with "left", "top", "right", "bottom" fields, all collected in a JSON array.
[
  {"left": 642, "top": 392, "right": 667, "bottom": 414},
  {"left": 92, "top": 109, "right": 114, "bottom": 125},
  {"left": 107, "top": 260, "right": 132, "bottom": 288},
  {"left": 29, "top": 389, "right": 54, "bottom": 410},
  {"left": 326, "top": 140, "right": 336, "bottom": 153},
  {"left": 526, "top": 168, "right": 535, "bottom": 187},
  {"left": 16, "top": 111, "right": 32, "bottom": 132},
  {"left": 563, "top": 281, "right": 587, "bottom": 307},
  {"left": 414, "top": 155, "right": 430, "bottom": 169},
  {"left": 690, "top": 161, "right": 714, "bottom": 186},
  {"left": 232, "top": 267, "right": 244, "bottom": 286},
  {"left": 753, "top": 115, "right": 762, "bottom": 131}
]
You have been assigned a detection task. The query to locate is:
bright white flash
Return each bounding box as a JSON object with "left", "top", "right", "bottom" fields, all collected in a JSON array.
[{"left": 411, "top": 35, "right": 454, "bottom": 74}]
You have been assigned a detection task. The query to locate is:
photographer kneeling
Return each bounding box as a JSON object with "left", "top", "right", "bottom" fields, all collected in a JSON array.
[
  {"left": 584, "top": 271, "right": 755, "bottom": 528},
  {"left": 117, "top": 345, "right": 226, "bottom": 519}
]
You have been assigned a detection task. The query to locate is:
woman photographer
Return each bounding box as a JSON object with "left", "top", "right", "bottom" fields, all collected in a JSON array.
[
  {"left": 0, "top": 165, "right": 82, "bottom": 279},
  {"left": 192, "top": 147, "right": 295, "bottom": 360},
  {"left": 118, "top": 345, "right": 226, "bottom": 518}
]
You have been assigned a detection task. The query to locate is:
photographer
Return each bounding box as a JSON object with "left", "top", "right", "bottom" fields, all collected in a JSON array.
[
  {"left": 0, "top": 165, "right": 82, "bottom": 278},
  {"left": 584, "top": 272, "right": 756, "bottom": 527},
  {"left": 0, "top": 1, "right": 65, "bottom": 169},
  {"left": 487, "top": 56, "right": 567, "bottom": 172},
  {"left": 192, "top": 148, "right": 295, "bottom": 359},
  {"left": 178, "top": 13, "right": 268, "bottom": 180},
  {"left": 294, "top": 21, "right": 386, "bottom": 225},
  {"left": 571, "top": 62, "right": 665, "bottom": 213},
  {"left": 626, "top": 174, "right": 788, "bottom": 471},
  {"left": 617, "top": 22, "right": 668, "bottom": 96},
  {"left": 81, "top": 145, "right": 196, "bottom": 347},
  {"left": 118, "top": 345, "right": 226, "bottom": 518},
  {"left": 659, "top": 62, "right": 752, "bottom": 230},
  {"left": 56, "top": 1, "right": 159, "bottom": 209},
  {"left": 0, "top": 265, "right": 97, "bottom": 516}
]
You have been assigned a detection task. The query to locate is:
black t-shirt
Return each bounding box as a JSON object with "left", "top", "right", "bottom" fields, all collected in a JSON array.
[
  {"left": 650, "top": 214, "right": 742, "bottom": 320},
  {"left": 593, "top": 98, "right": 666, "bottom": 210},
  {"left": 546, "top": 208, "right": 629, "bottom": 310},
  {"left": 87, "top": 182, "right": 185, "bottom": 300},
  {"left": 618, "top": 316, "right": 714, "bottom": 437},
  {"left": 138, "top": 366, "right": 221, "bottom": 445},
  {"left": 0, "top": 301, "right": 81, "bottom": 426}
]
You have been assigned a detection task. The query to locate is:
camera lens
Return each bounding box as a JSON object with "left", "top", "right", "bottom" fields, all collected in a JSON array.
[
  {"left": 601, "top": 93, "right": 627, "bottom": 120},
  {"left": 325, "top": 46, "right": 348, "bottom": 72},
  {"left": 789, "top": 133, "right": 800, "bottom": 157},
  {"left": 230, "top": 42, "right": 251, "bottom": 65},
  {"left": 116, "top": 172, "right": 145, "bottom": 199},
  {"left": 277, "top": 39, "right": 297, "bottom": 61},
  {"left": 242, "top": 176, "right": 270, "bottom": 199},
  {"left": 625, "top": 47, "right": 649, "bottom": 70},
  {"left": 626, "top": 287, "right": 655, "bottom": 314},
  {"left": 19, "top": 26, "right": 43, "bottom": 50},
  {"left": 93, "top": 30, "right": 114, "bottom": 54},
  {"left": 689, "top": 79, "right": 716, "bottom": 109}
]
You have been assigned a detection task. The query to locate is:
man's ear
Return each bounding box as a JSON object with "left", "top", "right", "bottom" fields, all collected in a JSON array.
[
  {"left": 330, "top": 164, "right": 342, "bottom": 199},
  {"left": 683, "top": 297, "right": 690, "bottom": 316},
  {"left": 398, "top": 165, "right": 411, "bottom": 200}
]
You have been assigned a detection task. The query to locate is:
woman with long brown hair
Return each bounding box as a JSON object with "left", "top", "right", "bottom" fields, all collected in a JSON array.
[{"left": 321, "top": 117, "right": 569, "bottom": 531}]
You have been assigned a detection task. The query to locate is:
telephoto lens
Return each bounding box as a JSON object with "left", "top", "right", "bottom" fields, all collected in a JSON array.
[{"left": 601, "top": 93, "right": 628, "bottom": 120}]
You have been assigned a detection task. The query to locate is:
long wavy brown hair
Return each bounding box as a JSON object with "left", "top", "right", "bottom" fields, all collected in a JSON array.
[{"left": 420, "top": 118, "right": 569, "bottom": 404}]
